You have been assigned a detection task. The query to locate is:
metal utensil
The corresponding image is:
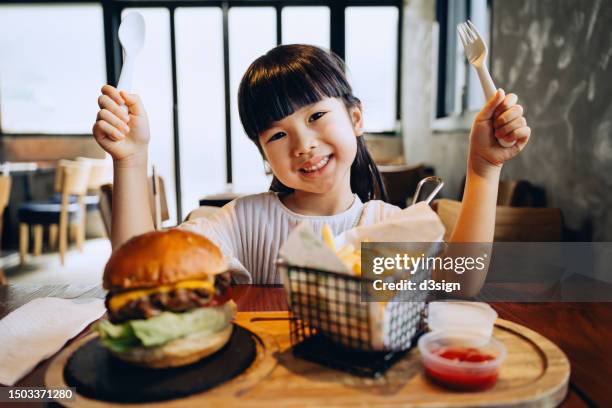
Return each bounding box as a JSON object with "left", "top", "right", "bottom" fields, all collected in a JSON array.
[
  {"left": 412, "top": 176, "right": 444, "bottom": 205},
  {"left": 457, "top": 20, "right": 515, "bottom": 148}
]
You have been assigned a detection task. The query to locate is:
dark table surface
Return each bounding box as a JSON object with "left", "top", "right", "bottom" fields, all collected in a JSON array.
[{"left": 0, "top": 284, "right": 609, "bottom": 407}]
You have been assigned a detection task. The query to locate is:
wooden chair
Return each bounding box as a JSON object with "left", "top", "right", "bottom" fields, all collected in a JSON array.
[
  {"left": 98, "top": 183, "right": 113, "bottom": 238},
  {"left": 98, "top": 174, "right": 169, "bottom": 238},
  {"left": 52, "top": 159, "right": 96, "bottom": 250},
  {"left": 459, "top": 177, "right": 543, "bottom": 207},
  {"left": 0, "top": 175, "right": 12, "bottom": 284},
  {"left": 433, "top": 199, "right": 563, "bottom": 242},
  {"left": 149, "top": 167, "right": 169, "bottom": 230},
  {"left": 48, "top": 157, "right": 111, "bottom": 239},
  {"left": 498, "top": 180, "right": 545, "bottom": 207},
  {"left": 0, "top": 175, "right": 11, "bottom": 250},
  {"left": 77, "top": 157, "right": 111, "bottom": 191},
  {"left": 76, "top": 157, "right": 111, "bottom": 239},
  {"left": 18, "top": 160, "right": 91, "bottom": 265}
]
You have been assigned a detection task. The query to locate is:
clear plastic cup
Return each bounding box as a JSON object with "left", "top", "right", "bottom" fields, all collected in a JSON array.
[
  {"left": 427, "top": 301, "right": 498, "bottom": 339},
  {"left": 418, "top": 330, "right": 507, "bottom": 391}
]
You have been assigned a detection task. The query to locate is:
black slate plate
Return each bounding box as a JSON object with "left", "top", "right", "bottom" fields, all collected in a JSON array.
[{"left": 63, "top": 324, "right": 256, "bottom": 403}]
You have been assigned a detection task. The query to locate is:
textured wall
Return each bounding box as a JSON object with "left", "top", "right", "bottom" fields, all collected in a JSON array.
[
  {"left": 402, "top": 0, "right": 471, "bottom": 204},
  {"left": 401, "top": 0, "right": 612, "bottom": 241},
  {"left": 491, "top": 0, "right": 612, "bottom": 240}
]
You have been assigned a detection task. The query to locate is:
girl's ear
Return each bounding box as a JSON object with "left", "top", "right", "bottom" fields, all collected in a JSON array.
[{"left": 349, "top": 105, "right": 364, "bottom": 137}]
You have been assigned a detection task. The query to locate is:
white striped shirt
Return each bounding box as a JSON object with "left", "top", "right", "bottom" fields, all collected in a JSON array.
[{"left": 179, "top": 192, "right": 400, "bottom": 284}]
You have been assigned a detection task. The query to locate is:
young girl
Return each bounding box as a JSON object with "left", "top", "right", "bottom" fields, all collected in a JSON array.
[{"left": 93, "top": 44, "right": 530, "bottom": 285}]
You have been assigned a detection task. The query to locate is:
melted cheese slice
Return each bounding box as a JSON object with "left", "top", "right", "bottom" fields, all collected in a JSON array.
[{"left": 109, "top": 280, "right": 214, "bottom": 312}]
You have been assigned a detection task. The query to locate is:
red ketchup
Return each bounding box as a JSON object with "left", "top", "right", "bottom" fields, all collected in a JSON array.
[{"left": 424, "top": 347, "right": 499, "bottom": 391}]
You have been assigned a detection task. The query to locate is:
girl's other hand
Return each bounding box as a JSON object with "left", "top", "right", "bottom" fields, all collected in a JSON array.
[
  {"left": 468, "top": 89, "right": 531, "bottom": 175},
  {"left": 92, "top": 85, "right": 151, "bottom": 165}
]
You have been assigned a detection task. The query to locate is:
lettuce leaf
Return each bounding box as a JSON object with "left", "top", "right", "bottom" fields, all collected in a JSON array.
[
  {"left": 97, "top": 302, "right": 234, "bottom": 353},
  {"left": 97, "top": 319, "right": 140, "bottom": 352}
]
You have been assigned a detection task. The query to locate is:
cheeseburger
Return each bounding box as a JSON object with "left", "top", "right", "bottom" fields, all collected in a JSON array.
[{"left": 97, "top": 229, "right": 235, "bottom": 368}]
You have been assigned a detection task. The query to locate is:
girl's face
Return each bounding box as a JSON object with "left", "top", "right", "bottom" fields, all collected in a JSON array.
[{"left": 259, "top": 97, "right": 364, "bottom": 195}]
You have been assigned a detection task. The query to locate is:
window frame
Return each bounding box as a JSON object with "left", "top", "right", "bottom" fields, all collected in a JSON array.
[
  {"left": 0, "top": 0, "right": 403, "bottom": 221},
  {"left": 433, "top": 0, "right": 493, "bottom": 131}
]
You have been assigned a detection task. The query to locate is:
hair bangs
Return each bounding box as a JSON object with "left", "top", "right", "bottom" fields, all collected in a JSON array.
[{"left": 238, "top": 45, "right": 351, "bottom": 141}]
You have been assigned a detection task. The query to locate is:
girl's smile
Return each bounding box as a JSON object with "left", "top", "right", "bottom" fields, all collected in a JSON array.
[{"left": 298, "top": 154, "right": 333, "bottom": 177}]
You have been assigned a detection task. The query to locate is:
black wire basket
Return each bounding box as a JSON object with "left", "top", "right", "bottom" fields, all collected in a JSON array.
[
  {"left": 277, "top": 177, "right": 445, "bottom": 377},
  {"left": 278, "top": 256, "right": 433, "bottom": 377}
]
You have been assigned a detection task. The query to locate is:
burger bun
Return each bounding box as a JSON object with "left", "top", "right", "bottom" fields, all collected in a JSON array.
[
  {"left": 110, "top": 324, "right": 234, "bottom": 369},
  {"left": 103, "top": 229, "right": 227, "bottom": 291}
]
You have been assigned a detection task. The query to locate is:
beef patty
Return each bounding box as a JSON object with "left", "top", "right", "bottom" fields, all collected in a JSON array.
[{"left": 107, "top": 273, "right": 231, "bottom": 323}]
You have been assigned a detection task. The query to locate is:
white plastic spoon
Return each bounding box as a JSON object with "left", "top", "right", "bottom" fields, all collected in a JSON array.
[{"left": 117, "top": 12, "right": 145, "bottom": 115}]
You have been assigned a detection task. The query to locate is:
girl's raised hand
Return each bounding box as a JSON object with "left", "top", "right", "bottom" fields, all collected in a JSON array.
[
  {"left": 468, "top": 89, "right": 531, "bottom": 174},
  {"left": 92, "top": 85, "right": 150, "bottom": 163}
]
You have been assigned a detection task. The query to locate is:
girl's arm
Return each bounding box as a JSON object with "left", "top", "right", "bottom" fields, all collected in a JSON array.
[
  {"left": 111, "top": 153, "right": 154, "bottom": 249},
  {"left": 93, "top": 85, "right": 154, "bottom": 249},
  {"left": 440, "top": 89, "right": 531, "bottom": 297},
  {"left": 449, "top": 89, "right": 531, "bottom": 243},
  {"left": 449, "top": 160, "right": 500, "bottom": 242}
]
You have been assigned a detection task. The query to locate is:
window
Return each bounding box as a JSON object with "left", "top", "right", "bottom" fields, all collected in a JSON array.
[
  {"left": 0, "top": 4, "right": 106, "bottom": 134},
  {"left": 228, "top": 7, "right": 276, "bottom": 192},
  {"left": 282, "top": 7, "right": 330, "bottom": 48},
  {"left": 436, "top": 0, "right": 491, "bottom": 118},
  {"left": 1, "top": 1, "right": 403, "bottom": 222},
  {"left": 346, "top": 7, "right": 399, "bottom": 132},
  {"left": 175, "top": 8, "right": 226, "bottom": 219}
]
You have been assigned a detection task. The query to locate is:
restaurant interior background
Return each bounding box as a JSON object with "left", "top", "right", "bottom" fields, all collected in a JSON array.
[{"left": 0, "top": 0, "right": 611, "bottom": 286}]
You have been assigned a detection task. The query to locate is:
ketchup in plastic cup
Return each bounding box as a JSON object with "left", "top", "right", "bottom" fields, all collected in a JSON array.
[{"left": 418, "top": 330, "right": 507, "bottom": 391}]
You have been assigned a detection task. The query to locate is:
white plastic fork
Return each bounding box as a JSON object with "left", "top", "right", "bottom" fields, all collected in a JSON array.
[{"left": 457, "top": 20, "right": 515, "bottom": 148}]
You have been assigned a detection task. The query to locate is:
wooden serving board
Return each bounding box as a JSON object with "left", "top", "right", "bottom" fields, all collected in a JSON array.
[{"left": 46, "top": 312, "right": 570, "bottom": 407}]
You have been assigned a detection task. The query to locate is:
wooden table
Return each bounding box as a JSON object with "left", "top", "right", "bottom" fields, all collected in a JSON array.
[{"left": 0, "top": 284, "right": 609, "bottom": 407}]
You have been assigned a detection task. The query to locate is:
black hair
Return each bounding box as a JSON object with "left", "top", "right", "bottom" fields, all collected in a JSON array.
[{"left": 238, "top": 44, "right": 387, "bottom": 202}]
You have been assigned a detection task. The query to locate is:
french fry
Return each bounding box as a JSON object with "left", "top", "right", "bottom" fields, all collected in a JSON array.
[
  {"left": 338, "top": 252, "right": 360, "bottom": 276},
  {"left": 321, "top": 224, "right": 363, "bottom": 276},
  {"left": 336, "top": 244, "right": 355, "bottom": 259},
  {"left": 322, "top": 224, "right": 336, "bottom": 252},
  {"left": 339, "top": 251, "right": 357, "bottom": 264},
  {"left": 353, "top": 261, "right": 361, "bottom": 276}
]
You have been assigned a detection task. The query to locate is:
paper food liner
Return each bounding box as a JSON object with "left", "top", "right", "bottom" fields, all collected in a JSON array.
[{"left": 279, "top": 202, "right": 446, "bottom": 350}]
